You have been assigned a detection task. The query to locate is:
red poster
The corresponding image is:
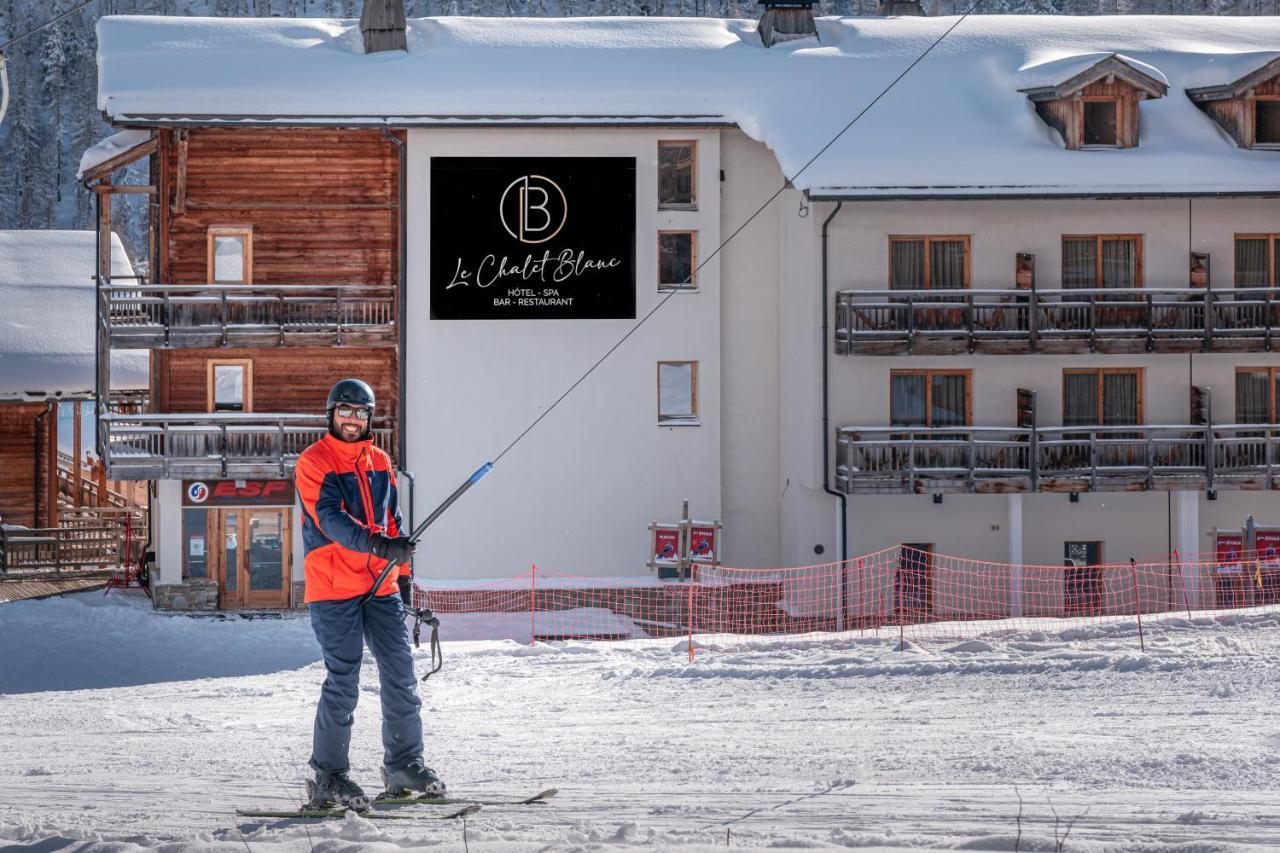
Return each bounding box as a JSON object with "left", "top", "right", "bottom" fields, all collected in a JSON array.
[
  {"left": 688, "top": 525, "right": 718, "bottom": 563},
  {"left": 1257, "top": 530, "right": 1280, "bottom": 566},
  {"left": 1215, "top": 533, "right": 1243, "bottom": 572},
  {"left": 652, "top": 528, "right": 680, "bottom": 565}
]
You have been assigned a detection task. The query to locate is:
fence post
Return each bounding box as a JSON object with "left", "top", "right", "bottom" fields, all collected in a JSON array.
[
  {"left": 1172, "top": 548, "right": 1192, "bottom": 619},
  {"left": 856, "top": 557, "right": 865, "bottom": 635},
  {"left": 1129, "top": 557, "right": 1145, "bottom": 652},
  {"left": 530, "top": 563, "right": 537, "bottom": 645},
  {"left": 687, "top": 568, "right": 695, "bottom": 664}
]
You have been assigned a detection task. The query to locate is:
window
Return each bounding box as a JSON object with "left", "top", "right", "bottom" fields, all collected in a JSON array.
[
  {"left": 1235, "top": 235, "right": 1279, "bottom": 287},
  {"left": 1063, "top": 369, "right": 1142, "bottom": 427},
  {"left": 183, "top": 508, "right": 209, "bottom": 579},
  {"left": 889, "top": 370, "right": 971, "bottom": 428},
  {"left": 658, "top": 361, "right": 698, "bottom": 425},
  {"left": 207, "top": 360, "right": 252, "bottom": 413},
  {"left": 207, "top": 226, "right": 253, "bottom": 284},
  {"left": 1257, "top": 101, "right": 1280, "bottom": 146},
  {"left": 1236, "top": 368, "right": 1280, "bottom": 424},
  {"left": 1062, "top": 236, "right": 1142, "bottom": 289},
  {"left": 658, "top": 141, "right": 696, "bottom": 209},
  {"left": 658, "top": 231, "right": 697, "bottom": 290},
  {"left": 1082, "top": 100, "right": 1120, "bottom": 147},
  {"left": 889, "top": 236, "right": 970, "bottom": 290}
]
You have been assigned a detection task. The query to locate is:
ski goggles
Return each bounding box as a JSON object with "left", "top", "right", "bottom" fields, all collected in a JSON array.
[{"left": 334, "top": 406, "right": 372, "bottom": 420}]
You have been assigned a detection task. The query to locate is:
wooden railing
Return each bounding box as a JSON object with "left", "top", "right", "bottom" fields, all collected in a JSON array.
[
  {"left": 102, "top": 413, "right": 395, "bottom": 480},
  {"left": 835, "top": 287, "right": 1280, "bottom": 355},
  {"left": 100, "top": 283, "right": 397, "bottom": 348},
  {"left": 56, "top": 452, "right": 133, "bottom": 509},
  {"left": 835, "top": 424, "right": 1280, "bottom": 494},
  {"left": 0, "top": 507, "right": 146, "bottom": 575}
]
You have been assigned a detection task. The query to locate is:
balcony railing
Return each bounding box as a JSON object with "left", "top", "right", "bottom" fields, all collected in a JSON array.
[
  {"left": 102, "top": 413, "right": 394, "bottom": 480},
  {"left": 101, "top": 283, "right": 396, "bottom": 348},
  {"left": 835, "top": 424, "right": 1280, "bottom": 494},
  {"left": 835, "top": 287, "right": 1280, "bottom": 355}
]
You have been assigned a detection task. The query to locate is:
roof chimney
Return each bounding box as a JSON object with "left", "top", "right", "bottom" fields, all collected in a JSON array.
[
  {"left": 361, "top": 0, "right": 407, "bottom": 53},
  {"left": 877, "top": 0, "right": 927, "bottom": 14},
  {"left": 757, "top": 0, "right": 817, "bottom": 48}
]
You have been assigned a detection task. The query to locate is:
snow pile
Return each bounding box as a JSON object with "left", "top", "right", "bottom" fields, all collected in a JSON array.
[
  {"left": 76, "top": 129, "right": 151, "bottom": 178},
  {"left": 93, "top": 14, "right": 1280, "bottom": 196},
  {"left": 0, "top": 230, "right": 148, "bottom": 399},
  {"left": 2, "top": 590, "right": 1279, "bottom": 849}
]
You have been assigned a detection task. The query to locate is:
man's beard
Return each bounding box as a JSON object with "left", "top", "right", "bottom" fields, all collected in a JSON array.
[{"left": 328, "top": 416, "right": 370, "bottom": 443}]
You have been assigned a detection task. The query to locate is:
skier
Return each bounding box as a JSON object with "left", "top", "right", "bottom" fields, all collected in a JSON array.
[{"left": 294, "top": 378, "right": 446, "bottom": 810}]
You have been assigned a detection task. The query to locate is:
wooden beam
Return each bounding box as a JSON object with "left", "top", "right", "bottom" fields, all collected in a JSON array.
[
  {"left": 79, "top": 137, "right": 160, "bottom": 182},
  {"left": 91, "top": 184, "right": 158, "bottom": 196},
  {"left": 98, "top": 176, "right": 113, "bottom": 283},
  {"left": 46, "top": 403, "right": 59, "bottom": 529},
  {"left": 72, "top": 405, "right": 82, "bottom": 508},
  {"left": 173, "top": 130, "right": 189, "bottom": 214}
]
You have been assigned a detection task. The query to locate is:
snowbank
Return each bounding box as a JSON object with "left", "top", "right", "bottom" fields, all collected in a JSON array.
[
  {"left": 0, "top": 230, "right": 148, "bottom": 399},
  {"left": 93, "top": 14, "right": 1280, "bottom": 196}
]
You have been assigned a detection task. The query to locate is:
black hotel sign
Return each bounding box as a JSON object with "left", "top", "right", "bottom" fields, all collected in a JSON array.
[{"left": 430, "top": 157, "right": 636, "bottom": 320}]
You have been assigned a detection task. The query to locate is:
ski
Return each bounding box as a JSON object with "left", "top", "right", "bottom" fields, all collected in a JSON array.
[
  {"left": 374, "top": 787, "right": 558, "bottom": 806},
  {"left": 235, "top": 803, "right": 481, "bottom": 821}
]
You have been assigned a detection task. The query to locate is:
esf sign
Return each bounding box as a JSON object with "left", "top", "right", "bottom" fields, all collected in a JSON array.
[
  {"left": 430, "top": 157, "right": 636, "bottom": 320},
  {"left": 183, "top": 480, "right": 295, "bottom": 507}
]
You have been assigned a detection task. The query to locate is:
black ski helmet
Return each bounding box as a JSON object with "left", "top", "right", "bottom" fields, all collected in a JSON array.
[{"left": 326, "top": 378, "right": 376, "bottom": 412}]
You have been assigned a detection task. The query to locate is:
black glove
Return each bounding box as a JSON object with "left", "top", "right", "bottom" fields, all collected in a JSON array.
[
  {"left": 397, "top": 576, "right": 414, "bottom": 608},
  {"left": 368, "top": 533, "right": 414, "bottom": 565}
]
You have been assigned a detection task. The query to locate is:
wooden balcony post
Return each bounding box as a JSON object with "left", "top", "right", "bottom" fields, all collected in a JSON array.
[
  {"left": 1203, "top": 284, "right": 1214, "bottom": 352},
  {"left": 1028, "top": 279, "right": 1039, "bottom": 352},
  {"left": 1145, "top": 292, "right": 1154, "bottom": 353},
  {"left": 1265, "top": 289, "right": 1273, "bottom": 353},
  {"left": 965, "top": 295, "right": 976, "bottom": 353},
  {"left": 1205, "top": 423, "right": 1215, "bottom": 493},
  {"left": 220, "top": 289, "right": 229, "bottom": 347},
  {"left": 1088, "top": 294, "right": 1097, "bottom": 353},
  {"left": 1089, "top": 430, "right": 1099, "bottom": 491},
  {"left": 336, "top": 292, "right": 345, "bottom": 346},
  {"left": 163, "top": 290, "right": 171, "bottom": 347},
  {"left": 72, "top": 403, "right": 82, "bottom": 508},
  {"left": 906, "top": 296, "right": 915, "bottom": 355},
  {"left": 1029, "top": 426, "right": 1039, "bottom": 491}
]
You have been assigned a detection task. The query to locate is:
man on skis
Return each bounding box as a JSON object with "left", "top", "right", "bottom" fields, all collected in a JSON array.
[{"left": 294, "top": 378, "right": 446, "bottom": 810}]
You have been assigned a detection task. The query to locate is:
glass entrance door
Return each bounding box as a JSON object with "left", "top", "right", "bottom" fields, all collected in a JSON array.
[{"left": 211, "top": 507, "right": 291, "bottom": 609}]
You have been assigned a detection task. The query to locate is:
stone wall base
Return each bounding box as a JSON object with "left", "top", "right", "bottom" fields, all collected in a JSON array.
[
  {"left": 153, "top": 579, "right": 219, "bottom": 612},
  {"left": 292, "top": 581, "right": 308, "bottom": 612}
]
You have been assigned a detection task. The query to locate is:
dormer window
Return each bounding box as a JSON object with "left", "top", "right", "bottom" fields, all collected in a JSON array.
[
  {"left": 1186, "top": 56, "right": 1280, "bottom": 150},
  {"left": 1083, "top": 100, "right": 1119, "bottom": 147},
  {"left": 1257, "top": 100, "right": 1280, "bottom": 147},
  {"left": 1019, "top": 54, "right": 1168, "bottom": 151}
]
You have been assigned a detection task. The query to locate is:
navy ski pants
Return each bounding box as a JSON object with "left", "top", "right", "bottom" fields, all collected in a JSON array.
[{"left": 309, "top": 592, "right": 423, "bottom": 775}]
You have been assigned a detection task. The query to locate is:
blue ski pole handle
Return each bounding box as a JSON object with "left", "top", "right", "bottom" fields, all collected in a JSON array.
[{"left": 358, "top": 462, "right": 494, "bottom": 607}]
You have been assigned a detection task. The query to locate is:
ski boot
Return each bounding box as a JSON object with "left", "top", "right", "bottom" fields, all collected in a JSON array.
[
  {"left": 381, "top": 759, "right": 447, "bottom": 798},
  {"left": 306, "top": 769, "right": 371, "bottom": 812}
]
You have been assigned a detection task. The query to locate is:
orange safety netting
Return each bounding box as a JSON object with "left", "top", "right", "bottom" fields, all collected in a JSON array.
[{"left": 411, "top": 547, "right": 1280, "bottom": 658}]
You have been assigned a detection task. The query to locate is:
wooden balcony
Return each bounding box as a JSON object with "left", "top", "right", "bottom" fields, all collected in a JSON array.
[
  {"left": 102, "top": 413, "right": 394, "bottom": 480},
  {"left": 835, "top": 287, "right": 1280, "bottom": 355},
  {"left": 835, "top": 424, "right": 1280, "bottom": 495},
  {"left": 101, "top": 284, "right": 396, "bottom": 349}
]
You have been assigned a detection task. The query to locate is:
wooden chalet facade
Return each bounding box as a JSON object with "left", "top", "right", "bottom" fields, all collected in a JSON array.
[{"left": 88, "top": 128, "right": 404, "bottom": 609}]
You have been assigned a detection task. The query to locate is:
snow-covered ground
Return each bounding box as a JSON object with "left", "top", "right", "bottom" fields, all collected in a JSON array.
[{"left": 2, "top": 590, "right": 1279, "bottom": 851}]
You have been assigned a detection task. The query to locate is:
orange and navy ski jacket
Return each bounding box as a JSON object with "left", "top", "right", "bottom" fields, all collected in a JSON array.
[{"left": 295, "top": 432, "right": 408, "bottom": 603}]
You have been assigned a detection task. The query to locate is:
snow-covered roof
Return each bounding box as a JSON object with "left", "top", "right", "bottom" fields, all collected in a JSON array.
[
  {"left": 94, "top": 14, "right": 1280, "bottom": 197},
  {"left": 0, "top": 231, "right": 148, "bottom": 400},
  {"left": 77, "top": 129, "right": 152, "bottom": 179}
]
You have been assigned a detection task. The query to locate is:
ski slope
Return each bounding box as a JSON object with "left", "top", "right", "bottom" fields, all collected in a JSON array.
[{"left": 2, "top": 590, "right": 1278, "bottom": 851}]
